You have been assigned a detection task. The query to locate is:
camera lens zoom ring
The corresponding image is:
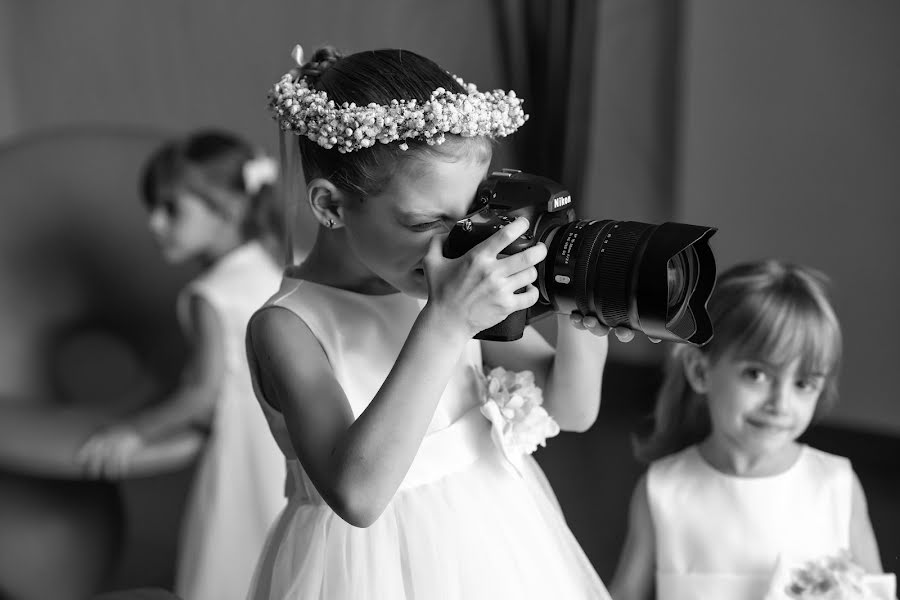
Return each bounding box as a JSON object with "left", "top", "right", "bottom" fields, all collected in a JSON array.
[
  {"left": 572, "top": 225, "right": 607, "bottom": 317},
  {"left": 589, "top": 223, "right": 649, "bottom": 326}
]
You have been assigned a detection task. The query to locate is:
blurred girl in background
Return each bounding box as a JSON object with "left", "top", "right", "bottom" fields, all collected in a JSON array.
[{"left": 78, "top": 130, "right": 288, "bottom": 600}]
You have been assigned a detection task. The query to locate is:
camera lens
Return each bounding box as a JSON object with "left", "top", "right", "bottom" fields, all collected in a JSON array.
[
  {"left": 540, "top": 219, "right": 717, "bottom": 345},
  {"left": 667, "top": 256, "right": 687, "bottom": 310},
  {"left": 443, "top": 169, "right": 718, "bottom": 345},
  {"left": 665, "top": 248, "right": 699, "bottom": 324}
]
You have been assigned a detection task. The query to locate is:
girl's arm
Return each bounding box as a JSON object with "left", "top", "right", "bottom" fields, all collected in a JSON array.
[
  {"left": 250, "top": 221, "right": 544, "bottom": 528},
  {"left": 481, "top": 313, "right": 621, "bottom": 432},
  {"left": 250, "top": 304, "right": 470, "bottom": 528},
  {"left": 609, "top": 474, "right": 656, "bottom": 600},
  {"left": 848, "top": 470, "right": 883, "bottom": 573},
  {"left": 77, "top": 294, "right": 223, "bottom": 477},
  {"left": 127, "top": 294, "right": 224, "bottom": 440}
]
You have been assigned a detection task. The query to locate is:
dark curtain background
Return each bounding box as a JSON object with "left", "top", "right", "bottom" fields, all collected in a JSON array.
[
  {"left": 491, "top": 0, "right": 683, "bottom": 366},
  {"left": 491, "top": 0, "right": 599, "bottom": 202},
  {"left": 491, "top": 0, "right": 683, "bottom": 225},
  {"left": 488, "top": 0, "right": 692, "bottom": 575}
]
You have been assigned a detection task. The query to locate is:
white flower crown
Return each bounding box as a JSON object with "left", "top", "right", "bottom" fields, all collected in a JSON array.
[{"left": 267, "top": 45, "right": 529, "bottom": 154}]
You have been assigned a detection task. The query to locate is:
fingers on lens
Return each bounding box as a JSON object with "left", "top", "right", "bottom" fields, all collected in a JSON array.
[
  {"left": 498, "top": 243, "right": 545, "bottom": 276},
  {"left": 511, "top": 285, "right": 539, "bottom": 309},
  {"left": 507, "top": 266, "right": 538, "bottom": 290},
  {"left": 525, "top": 242, "right": 547, "bottom": 263},
  {"left": 617, "top": 328, "right": 636, "bottom": 342}
]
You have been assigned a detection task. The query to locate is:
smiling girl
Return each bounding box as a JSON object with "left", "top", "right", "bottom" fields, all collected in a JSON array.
[{"left": 609, "top": 260, "right": 884, "bottom": 600}]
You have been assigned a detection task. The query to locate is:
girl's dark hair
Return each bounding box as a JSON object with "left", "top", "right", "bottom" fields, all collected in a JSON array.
[
  {"left": 296, "top": 46, "right": 492, "bottom": 197},
  {"left": 635, "top": 259, "right": 843, "bottom": 463},
  {"left": 140, "top": 130, "right": 284, "bottom": 260}
]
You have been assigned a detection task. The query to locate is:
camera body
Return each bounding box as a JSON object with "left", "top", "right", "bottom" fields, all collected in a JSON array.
[
  {"left": 444, "top": 169, "right": 718, "bottom": 345},
  {"left": 444, "top": 169, "right": 573, "bottom": 340}
]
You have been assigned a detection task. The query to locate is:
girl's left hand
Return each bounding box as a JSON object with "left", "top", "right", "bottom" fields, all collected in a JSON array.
[
  {"left": 77, "top": 425, "right": 145, "bottom": 479},
  {"left": 571, "top": 312, "right": 655, "bottom": 343}
]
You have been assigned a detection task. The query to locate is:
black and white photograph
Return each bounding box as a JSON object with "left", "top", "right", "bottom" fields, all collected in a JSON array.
[{"left": 0, "top": 2, "right": 897, "bottom": 599}]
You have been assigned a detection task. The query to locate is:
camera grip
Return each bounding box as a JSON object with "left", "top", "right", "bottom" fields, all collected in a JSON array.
[{"left": 474, "top": 309, "right": 528, "bottom": 341}]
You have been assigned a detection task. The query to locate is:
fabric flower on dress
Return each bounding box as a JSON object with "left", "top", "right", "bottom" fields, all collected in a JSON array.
[
  {"left": 765, "top": 550, "right": 896, "bottom": 600},
  {"left": 480, "top": 367, "right": 560, "bottom": 476}
]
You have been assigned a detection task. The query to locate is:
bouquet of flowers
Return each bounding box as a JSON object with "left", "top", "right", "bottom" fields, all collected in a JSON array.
[
  {"left": 479, "top": 367, "right": 560, "bottom": 474},
  {"left": 765, "top": 551, "right": 896, "bottom": 600}
]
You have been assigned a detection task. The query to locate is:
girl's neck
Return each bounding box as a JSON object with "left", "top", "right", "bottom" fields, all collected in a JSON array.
[
  {"left": 698, "top": 435, "right": 802, "bottom": 478},
  {"left": 288, "top": 230, "right": 398, "bottom": 295},
  {"left": 200, "top": 231, "right": 246, "bottom": 269}
]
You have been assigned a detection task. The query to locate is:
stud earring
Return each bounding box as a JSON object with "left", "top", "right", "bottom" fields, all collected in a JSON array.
[{"left": 327, "top": 218, "right": 335, "bottom": 229}]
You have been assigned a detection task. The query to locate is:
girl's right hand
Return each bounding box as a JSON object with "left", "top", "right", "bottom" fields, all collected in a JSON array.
[
  {"left": 422, "top": 216, "right": 547, "bottom": 337},
  {"left": 77, "top": 425, "right": 144, "bottom": 479}
]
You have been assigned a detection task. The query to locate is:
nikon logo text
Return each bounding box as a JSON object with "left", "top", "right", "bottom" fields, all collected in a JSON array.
[{"left": 551, "top": 195, "right": 572, "bottom": 210}]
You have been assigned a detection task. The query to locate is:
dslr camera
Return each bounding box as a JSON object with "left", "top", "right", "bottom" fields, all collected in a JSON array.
[{"left": 443, "top": 169, "right": 717, "bottom": 345}]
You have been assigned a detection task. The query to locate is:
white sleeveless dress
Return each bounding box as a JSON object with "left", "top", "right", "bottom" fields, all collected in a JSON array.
[
  {"left": 174, "top": 242, "right": 287, "bottom": 600},
  {"left": 647, "top": 444, "right": 854, "bottom": 600},
  {"left": 245, "top": 278, "right": 609, "bottom": 600}
]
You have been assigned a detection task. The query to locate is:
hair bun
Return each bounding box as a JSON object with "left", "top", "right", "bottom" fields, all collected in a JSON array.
[{"left": 301, "top": 46, "right": 343, "bottom": 84}]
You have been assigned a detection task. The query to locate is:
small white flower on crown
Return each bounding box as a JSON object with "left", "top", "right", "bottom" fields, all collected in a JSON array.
[{"left": 243, "top": 155, "right": 279, "bottom": 195}]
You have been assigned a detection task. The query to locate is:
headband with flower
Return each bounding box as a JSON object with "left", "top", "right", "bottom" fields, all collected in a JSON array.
[
  {"left": 267, "top": 45, "right": 529, "bottom": 153},
  {"left": 242, "top": 155, "right": 278, "bottom": 195}
]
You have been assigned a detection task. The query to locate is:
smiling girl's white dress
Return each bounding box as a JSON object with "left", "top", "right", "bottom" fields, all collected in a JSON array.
[
  {"left": 245, "top": 277, "right": 610, "bottom": 600},
  {"left": 647, "top": 444, "right": 854, "bottom": 600}
]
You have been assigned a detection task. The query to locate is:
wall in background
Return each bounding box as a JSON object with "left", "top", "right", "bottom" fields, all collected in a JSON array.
[
  {"left": 1, "top": 0, "right": 504, "bottom": 152},
  {"left": 0, "top": 1, "right": 17, "bottom": 140},
  {"left": 0, "top": 0, "right": 513, "bottom": 267},
  {"left": 678, "top": 0, "right": 900, "bottom": 433}
]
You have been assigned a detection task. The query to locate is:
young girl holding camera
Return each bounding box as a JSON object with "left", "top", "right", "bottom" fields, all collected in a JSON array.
[
  {"left": 609, "top": 260, "right": 885, "bottom": 600},
  {"left": 244, "top": 45, "right": 631, "bottom": 599}
]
